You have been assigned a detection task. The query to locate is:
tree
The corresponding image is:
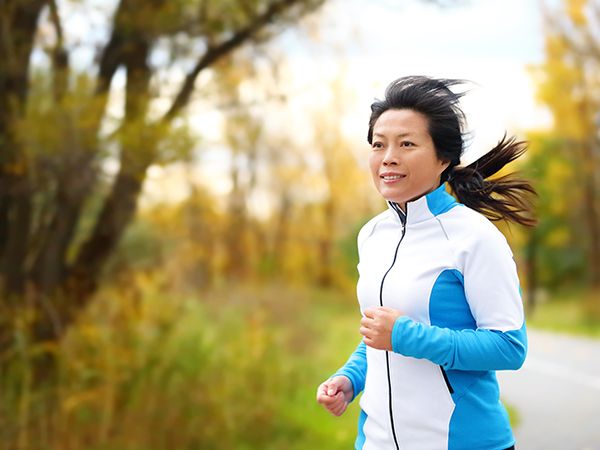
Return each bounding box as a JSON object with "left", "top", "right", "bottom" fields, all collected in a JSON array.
[
  {"left": 532, "top": 0, "right": 600, "bottom": 289},
  {"left": 521, "top": 132, "right": 585, "bottom": 312},
  {"left": 0, "top": 0, "right": 327, "bottom": 344}
]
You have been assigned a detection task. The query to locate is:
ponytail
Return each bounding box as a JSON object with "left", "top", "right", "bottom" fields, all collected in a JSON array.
[{"left": 447, "top": 134, "right": 537, "bottom": 227}]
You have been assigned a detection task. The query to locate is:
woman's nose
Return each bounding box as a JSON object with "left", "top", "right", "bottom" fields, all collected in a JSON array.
[{"left": 382, "top": 147, "right": 399, "bottom": 165}]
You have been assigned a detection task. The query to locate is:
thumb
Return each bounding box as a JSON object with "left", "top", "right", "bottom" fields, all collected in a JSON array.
[{"left": 326, "top": 376, "right": 345, "bottom": 396}]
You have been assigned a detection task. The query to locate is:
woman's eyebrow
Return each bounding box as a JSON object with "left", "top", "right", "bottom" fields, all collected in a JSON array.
[{"left": 373, "top": 132, "right": 414, "bottom": 138}]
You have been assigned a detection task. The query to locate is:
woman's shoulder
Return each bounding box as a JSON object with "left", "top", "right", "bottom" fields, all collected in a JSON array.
[
  {"left": 357, "top": 209, "right": 393, "bottom": 245},
  {"left": 444, "top": 204, "right": 510, "bottom": 247}
]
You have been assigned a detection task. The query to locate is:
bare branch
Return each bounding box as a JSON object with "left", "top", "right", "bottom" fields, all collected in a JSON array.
[
  {"left": 163, "top": 0, "right": 309, "bottom": 121},
  {"left": 48, "top": 0, "right": 68, "bottom": 100}
]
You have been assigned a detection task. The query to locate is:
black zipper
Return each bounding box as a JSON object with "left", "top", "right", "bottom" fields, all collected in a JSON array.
[
  {"left": 440, "top": 366, "right": 454, "bottom": 394},
  {"left": 379, "top": 202, "right": 407, "bottom": 450}
]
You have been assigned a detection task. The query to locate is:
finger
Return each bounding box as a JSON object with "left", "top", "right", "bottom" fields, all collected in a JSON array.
[
  {"left": 316, "top": 382, "right": 329, "bottom": 399},
  {"left": 363, "top": 336, "right": 375, "bottom": 348},
  {"left": 317, "top": 381, "right": 337, "bottom": 401},
  {"left": 380, "top": 306, "right": 403, "bottom": 321},
  {"left": 322, "top": 395, "right": 342, "bottom": 411},
  {"left": 326, "top": 379, "right": 342, "bottom": 396},
  {"left": 327, "top": 376, "right": 349, "bottom": 396},
  {"left": 331, "top": 405, "right": 344, "bottom": 416},
  {"left": 317, "top": 391, "right": 329, "bottom": 403},
  {"left": 363, "top": 307, "right": 376, "bottom": 319},
  {"left": 332, "top": 399, "right": 347, "bottom": 416},
  {"left": 359, "top": 326, "right": 370, "bottom": 338},
  {"left": 360, "top": 316, "right": 373, "bottom": 327},
  {"left": 318, "top": 394, "right": 334, "bottom": 405},
  {"left": 329, "top": 398, "right": 343, "bottom": 415},
  {"left": 365, "top": 337, "right": 385, "bottom": 350},
  {"left": 378, "top": 306, "right": 395, "bottom": 313}
]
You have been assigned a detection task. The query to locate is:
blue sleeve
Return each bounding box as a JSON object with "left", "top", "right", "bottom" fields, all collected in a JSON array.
[
  {"left": 331, "top": 340, "right": 367, "bottom": 401},
  {"left": 391, "top": 317, "right": 527, "bottom": 371}
]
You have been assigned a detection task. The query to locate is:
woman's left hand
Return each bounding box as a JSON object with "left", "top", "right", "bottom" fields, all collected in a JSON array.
[{"left": 360, "top": 306, "right": 403, "bottom": 351}]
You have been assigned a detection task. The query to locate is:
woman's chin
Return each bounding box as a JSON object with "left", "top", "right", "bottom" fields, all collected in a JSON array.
[{"left": 379, "top": 190, "right": 406, "bottom": 204}]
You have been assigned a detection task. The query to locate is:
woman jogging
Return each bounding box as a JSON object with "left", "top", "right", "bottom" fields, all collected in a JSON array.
[{"left": 316, "top": 76, "right": 536, "bottom": 450}]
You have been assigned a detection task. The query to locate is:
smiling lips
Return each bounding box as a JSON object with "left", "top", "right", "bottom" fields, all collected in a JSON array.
[{"left": 380, "top": 172, "right": 407, "bottom": 183}]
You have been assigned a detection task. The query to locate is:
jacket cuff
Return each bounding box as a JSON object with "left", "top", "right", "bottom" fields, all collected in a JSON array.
[{"left": 391, "top": 316, "right": 413, "bottom": 354}]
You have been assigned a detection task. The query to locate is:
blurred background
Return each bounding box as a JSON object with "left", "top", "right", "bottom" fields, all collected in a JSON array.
[{"left": 1, "top": 0, "right": 599, "bottom": 449}]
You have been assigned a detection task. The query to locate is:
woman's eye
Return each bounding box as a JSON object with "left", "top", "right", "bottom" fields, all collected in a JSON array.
[
  {"left": 401, "top": 141, "right": 414, "bottom": 147},
  {"left": 372, "top": 142, "right": 384, "bottom": 150}
]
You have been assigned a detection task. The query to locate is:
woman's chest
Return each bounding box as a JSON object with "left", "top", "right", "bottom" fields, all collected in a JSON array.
[{"left": 356, "top": 224, "right": 457, "bottom": 323}]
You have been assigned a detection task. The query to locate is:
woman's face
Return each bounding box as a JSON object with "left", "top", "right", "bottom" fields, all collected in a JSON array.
[{"left": 369, "top": 108, "right": 450, "bottom": 209}]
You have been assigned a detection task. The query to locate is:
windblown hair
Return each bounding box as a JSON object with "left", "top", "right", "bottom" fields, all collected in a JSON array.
[{"left": 367, "top": 76, "right": 537, "bottom": 227}]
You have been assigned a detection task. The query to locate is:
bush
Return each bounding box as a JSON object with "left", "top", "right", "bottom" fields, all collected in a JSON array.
[{"left": 0, "top": 277, "right": 359, "bottom": 450}]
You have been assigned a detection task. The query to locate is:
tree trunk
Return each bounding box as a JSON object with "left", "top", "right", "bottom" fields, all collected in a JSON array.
[
  {"left": 59, "top": 36, "right": 154, "bottom": 322},
  {"left": 0, "top": 0, "right": 47, "bottom": 295},
  {"left": 25, "top": 0, "right": 134, "bottom": 295},
  {"left": 66, "top": 159, "right": 150, "bottom": 297},
  {"left": 272, "top": 193, "right": 291, "bottom": 270},
  {"left": 525, "top": 228, "right": 538, "bottom": 316},
  {"left": 30, "top": 159, "right": 96, "bottom": 292},
  {"left": 573, "top": 58, "right": 600, "bottom": 288},
  {"left": 225, "top": 156, "right": 249, "bottom": 279},
  {"left": 581, "top": 139, "right": 600, "bottom": 287},
  {"left": 2, "top": 183, "right": 32, "bottom": 294},
  {"left": 317, "top": 198, "right": 335, "bottom": 287}
]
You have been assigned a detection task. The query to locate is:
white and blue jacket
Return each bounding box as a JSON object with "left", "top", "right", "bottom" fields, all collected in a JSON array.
[{"left": 333, "top": 183, "right": 527, "bottom": 450}]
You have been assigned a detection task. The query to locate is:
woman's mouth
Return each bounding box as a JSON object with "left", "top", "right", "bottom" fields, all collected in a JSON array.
[{"left": 380, "top": 173, "right": 406, "bottom": 183}]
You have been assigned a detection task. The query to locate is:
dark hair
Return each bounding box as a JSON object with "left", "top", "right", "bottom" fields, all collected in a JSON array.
[{"left": 367, "top": 75, "right": 537, "bottom": 227}]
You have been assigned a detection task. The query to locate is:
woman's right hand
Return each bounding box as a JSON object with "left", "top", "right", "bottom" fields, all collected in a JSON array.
[{"left": 316, "top": 375, "right": 354, "bottom": 416}]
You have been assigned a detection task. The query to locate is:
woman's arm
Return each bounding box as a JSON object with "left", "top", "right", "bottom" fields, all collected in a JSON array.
[
  {"left": 331, "top": 340, "right": 367, "bottom": 401},
  {"left": 391, "top": 318, "right": 526, "bottom": 371}
]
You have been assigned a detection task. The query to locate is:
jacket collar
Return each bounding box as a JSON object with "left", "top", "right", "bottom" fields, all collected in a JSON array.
[{"left": 387, "top": 183, "right": 459, "bottom": 225}]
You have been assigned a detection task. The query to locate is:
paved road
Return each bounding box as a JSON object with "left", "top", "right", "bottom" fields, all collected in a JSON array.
[{"left": 498, "top": 328, "right": 600, "bottom": 450}]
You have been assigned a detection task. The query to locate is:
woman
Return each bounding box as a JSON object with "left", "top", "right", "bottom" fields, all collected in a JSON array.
[{"left": 316, "top": 76, "right": 536, "bottom": 450}]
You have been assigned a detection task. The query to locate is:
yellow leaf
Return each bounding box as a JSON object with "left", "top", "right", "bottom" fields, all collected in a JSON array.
[{"left": 567, "top": 0, "right": 587, "bottom": 25}]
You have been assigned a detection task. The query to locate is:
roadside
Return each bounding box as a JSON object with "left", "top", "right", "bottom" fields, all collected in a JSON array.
[{"left": 498, "top": 328, "right": 600, "bottom": 450}]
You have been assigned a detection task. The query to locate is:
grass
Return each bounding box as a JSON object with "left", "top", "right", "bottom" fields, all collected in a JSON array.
[
  {"left": 526, "top": 288, "right": 600, "bottom": 338},
  {"left": 281, "top": 293, "right": 361, "bottom": 450},
  {"left": 1, "top": 279, "right": 362, "bottom": 450},
  {"left": 505, "top": 403, "right": 520, "bottom": 428}
]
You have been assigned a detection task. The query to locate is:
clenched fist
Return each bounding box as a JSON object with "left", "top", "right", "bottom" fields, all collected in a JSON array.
[
  {"left": 316, "top": 376, "right": 353, "bottom": 416},
  {"left": 360, "top": 306, "right": 403, "bottom": 351}
]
